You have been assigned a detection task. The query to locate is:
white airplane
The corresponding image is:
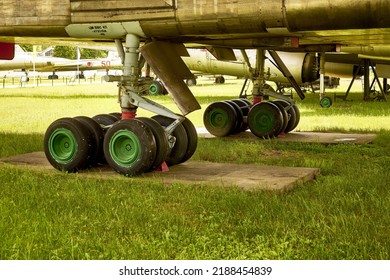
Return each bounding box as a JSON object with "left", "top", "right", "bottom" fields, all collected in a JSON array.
[
  {"left": 0, "top": 45, "right": 122, "bottom": 79},
  {"left": 181, "top": 47, "right": 390, "bottom": 106}
]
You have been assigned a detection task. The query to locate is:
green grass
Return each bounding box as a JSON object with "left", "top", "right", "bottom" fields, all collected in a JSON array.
[{"left": 1, "top": 79, "right": 390, "bottom": 259}]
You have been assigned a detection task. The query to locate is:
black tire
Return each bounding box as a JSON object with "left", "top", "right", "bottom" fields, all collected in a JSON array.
[
  {"left": 186, "top": 78, "right": 197, "bottom": 86},
  {"left": 44, "top": 117, "right": 92, "bottom": 172},
  {"left": 137, "top": 117, "right": 170, "bottom": 170},
  {"left": 291, "top": 104, "right": 300, "bottom": 131},
  {"left": 74, "top": 116, "right": 105, "bottom": 165},
  {"left": 203, "top": 101, "right": 237, "bottom": 137},
  {"left": 229, "top": 99, "right": 249, "bottom": 132},
  {"left": 93, "top": 114, "right": 118, "bottom": 126},
  {"left": 180, "top": 117, "right": 198, "bottom": 163},
  {"left": 149, "top": 80, "right": 165, "bottom": 95},
  {"left": 92, "top": 114, "right": 119, "bottom": 132},
  {"left": 240, "top": 98, "right": 252, "bottom": 107},
  {"left": 231, "top": 98, "right": 251, "bottom": 116},
  {"left": 151, "top": 115, "right": 189, "bottom": 166},
  {"left": 273, "top": 99, "right": 297, "bottom": 133},
  {"left": 225, "top": 100, "right": 245, "bottom": 134},
  {"left": 109, "top": 112, "right": 122, "bottom": 121},
  {"left": 247, "top": 102, "right": 284, "bottom": 138},
  {"left": 269, "top": 101, "right": 288, "bottom": 135},
  {"left": 103, "top": 119, "right": 157, "bottom": 176}
]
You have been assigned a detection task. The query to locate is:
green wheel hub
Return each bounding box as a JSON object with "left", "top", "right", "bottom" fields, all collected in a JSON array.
[
  {"left": 203, "top": 101, "right": 237, "bottom": 137},
  {"left": 149, "top": 81, "right": 163, "bottom": 95},
  {"left": 109, "top": 129, "right": 141, "bottom": 167},
  {"left": 207, "top": 107, "right": 229, "bottom": 130},
  {"left": 48, "top": 128, "right": 77, "bottom": 164},
  {"left": 248, "top": 102, "right": 284, "bottom": 138},
  {"left": 149, "top": 84, "right": 159, "bottom": 95},
  {"left": 251, "top": 108, "right": 275, "bottom": 133},
  {"left": 320, "top": 96, "right": 332, "bottom": 108}
]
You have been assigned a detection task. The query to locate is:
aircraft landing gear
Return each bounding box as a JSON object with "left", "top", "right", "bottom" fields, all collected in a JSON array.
[
  {"left": 48, "top": 72, "right": 59, "bottom": 79},
  {"left": 203, "top": 49, "right": 302, "bottom": 139},
  {"left": 44, "top": 34, "right": 198, "bottom": 176}
]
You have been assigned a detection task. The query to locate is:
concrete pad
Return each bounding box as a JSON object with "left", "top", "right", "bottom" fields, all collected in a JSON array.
[
  {"left": 147, "top": 162, "right": 319, "bottom": 191},
  {"left": 197, "top": 128, "right": 376, "bottom": 144},
  {"left": 0, "top": 152, "right": 320, "bottom": 191}
]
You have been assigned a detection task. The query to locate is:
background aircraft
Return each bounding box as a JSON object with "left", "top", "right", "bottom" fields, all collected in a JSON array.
[
  {"left": 2, "top": 0, "right": 390, "bottom": 176},
  {"left": 0, "top": 45, "right": 122, "bottom": 79},
  {"left": 181, "top": 47, "right": 390, "bottom": 106}
]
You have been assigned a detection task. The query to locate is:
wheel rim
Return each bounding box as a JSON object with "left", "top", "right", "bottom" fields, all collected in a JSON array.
[
  {"left": 207, "top": 107, "right": 229, "bottom": 130},
  {"left": 248, "top": 102, "right": 283, "bottom": 138},
  {"left": 320, "top": 97, "right": 332, "bottom": 108},
  {"left": 251, "top": 108, "right": 275, "bottom": 133},
  {"left": 149, "top": 82, "right": 161, "bottom": 95},
  {"left": 109, "top": 129, "right": 141, "bottom": 167},
  {"left": 149, "top": 84, "right": 158, "bottom": 95},
  {"left": 48, "top": 128, "right": 77, "bottom": 164}
]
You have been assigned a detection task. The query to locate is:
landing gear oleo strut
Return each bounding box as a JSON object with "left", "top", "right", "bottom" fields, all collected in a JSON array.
[{"left": 44, "top": 34, "right": 199, "bottom": 176}]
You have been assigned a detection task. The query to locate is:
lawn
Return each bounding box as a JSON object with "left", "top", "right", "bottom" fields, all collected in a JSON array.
[{"left": 1, "top": 79, "right": 390, "bottom": 259}]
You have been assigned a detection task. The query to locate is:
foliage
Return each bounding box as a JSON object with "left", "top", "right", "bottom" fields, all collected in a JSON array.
[
  {"left": 19, "top": 44, "right": 33, "bottom": 52},
  {"left": 16, "top": 44, "right": 107, "bottom": 59},
  {"left": 53, "top": 46, "right": 108, "bottom": 59}
]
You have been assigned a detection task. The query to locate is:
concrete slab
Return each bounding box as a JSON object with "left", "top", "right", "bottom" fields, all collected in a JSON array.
[
  {"left": 197, "top": 128, "right": 377, "bottom": 144},
  {"left": 0, "top": 152, "right": 320, "bottom": 191}
]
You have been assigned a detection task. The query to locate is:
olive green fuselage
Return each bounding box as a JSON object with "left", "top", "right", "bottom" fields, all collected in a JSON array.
[{"left": 1, "top": 0, "right": 390, "bottom": 47}]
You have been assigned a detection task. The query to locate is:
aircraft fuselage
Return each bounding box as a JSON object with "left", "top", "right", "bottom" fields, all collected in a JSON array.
[{"left": 1, "top": 0, "right": 390, "bottom": 49}]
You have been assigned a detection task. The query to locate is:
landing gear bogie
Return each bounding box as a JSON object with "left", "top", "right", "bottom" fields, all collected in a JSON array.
[
  {"left": 93, "top": 113, "right": 119, "bottom": 126},
  {"left": 203, "top": 98, "right": 301, "bottom": 139},
  {"left": 44, "top": 114, "right": 198, "bottom": 176}
]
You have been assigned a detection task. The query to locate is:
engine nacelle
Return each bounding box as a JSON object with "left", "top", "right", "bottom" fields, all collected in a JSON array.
[{"left": 182, "top": 49, "right": 319, "bottom": 84}]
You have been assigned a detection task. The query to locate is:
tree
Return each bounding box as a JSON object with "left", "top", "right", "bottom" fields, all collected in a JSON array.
[
  {"left": 19, "top": 44, "right": 33, "bottom": 52},
  {"left": 81, "top": 48, "right": 108, "bottom": 59},
  {"left": 52, "top": 46, "right": 78, "bottom": 59},
  {"left": 53, "top": 46, "right": 107, "bottom": 59}
]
